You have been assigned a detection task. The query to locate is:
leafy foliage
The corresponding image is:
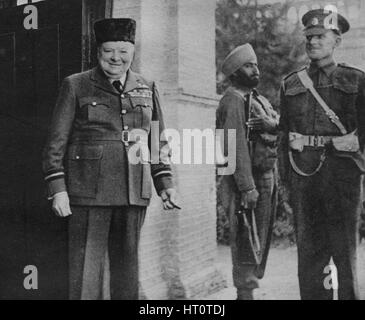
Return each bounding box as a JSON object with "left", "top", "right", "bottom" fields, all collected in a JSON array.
[
  {"left": 216, "top": 0, "right": 307, "bottom": 106},
  {"left": 216, "top": 0, "right": 308, "bottom": 244}
]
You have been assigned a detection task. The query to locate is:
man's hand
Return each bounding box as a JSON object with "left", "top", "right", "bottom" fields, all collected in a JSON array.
[
  {"left": 247, "top": 115, "right": 277, "bottom": 133},
  {"left": 160, "top": 188, "right": 180, "bottom": 210},
  {"left": 52, "top": 192, "right": 72, "bottom": 217},
  {"left": 241, "top": 189, "right": 259, "bottom": 209}
]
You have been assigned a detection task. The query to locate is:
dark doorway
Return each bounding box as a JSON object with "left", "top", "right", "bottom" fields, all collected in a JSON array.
[{"left": 0, "top": 0, "right": 108, "bottom": 299}]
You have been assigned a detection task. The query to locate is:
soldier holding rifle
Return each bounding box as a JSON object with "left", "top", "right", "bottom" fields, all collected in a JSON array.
[{"left": 217, "top": 44, "right": 279, "bottom": 300}]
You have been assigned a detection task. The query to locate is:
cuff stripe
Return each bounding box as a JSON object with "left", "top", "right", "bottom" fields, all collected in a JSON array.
[
  {"left": 153, "top": 170, "right": 172, "bottom": 178},
  {"left": 45, "top": 172, "right": 65, "bottom": 181}
]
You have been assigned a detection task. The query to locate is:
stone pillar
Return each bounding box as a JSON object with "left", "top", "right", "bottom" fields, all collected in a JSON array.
[
  {"left": 334, "top": 0, "right": 365, "bottom": 69},
  {"left": 112, "top": 0, "right": 226, "bottom": 299}
]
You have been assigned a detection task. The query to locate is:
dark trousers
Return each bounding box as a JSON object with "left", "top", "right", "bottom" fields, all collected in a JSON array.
[
  {"left": 68, "top": 205, "right": 146, "bottom": 300},
  {"left": 290, "top": 156, "right": 361, "bottom": 300},
  {"left": 226, "top": 170, "right": 276, "bottom": 290}
]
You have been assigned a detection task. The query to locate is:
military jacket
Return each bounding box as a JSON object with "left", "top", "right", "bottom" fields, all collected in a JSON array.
[
  {"left": 216, "top": 87, "right": 279, "bottom": 193},
  {"left": 279, "top": 61, "right": 365, "bottom": 182},
  {"left": 42, "top": 66, "right": 173, "bottom": 206}
]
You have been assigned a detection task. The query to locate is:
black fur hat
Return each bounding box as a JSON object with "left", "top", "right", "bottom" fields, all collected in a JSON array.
[{"left": 94, "top": 18, "right": 136, "bottom": 44}]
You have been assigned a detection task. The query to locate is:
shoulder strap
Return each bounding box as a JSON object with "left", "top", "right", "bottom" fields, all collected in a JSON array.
[{"left": 297, "top": 70, "right": 347, "bottom": 135}]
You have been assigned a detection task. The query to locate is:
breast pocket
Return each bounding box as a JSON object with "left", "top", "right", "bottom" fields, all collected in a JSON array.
[
  {"left": 333, "top": 81, "right": 358, "bottom": 110},
  {"left": 130, "top": 96, "right": 153, "bottom": 131},
  {"left": 284, "top": 86, "right": 308, "bottom": 120},
  {"left": 66, "top": 145, "right": 103, "bottom": 198},
  {"left": 79, "top": 96, "right": 112, "bottom": 124}
]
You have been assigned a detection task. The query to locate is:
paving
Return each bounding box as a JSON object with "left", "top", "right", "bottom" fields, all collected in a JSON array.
[{"left": 203, "top": 242, "right": 365, "bottom": 300}]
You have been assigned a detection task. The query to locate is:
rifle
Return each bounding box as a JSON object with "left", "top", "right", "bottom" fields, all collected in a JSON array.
[
  {"left": 236, "top": 92, "right": 261, "bottom": 264},
  {"left": 235, "top": 204, "right": 261, "bottom": 265}
]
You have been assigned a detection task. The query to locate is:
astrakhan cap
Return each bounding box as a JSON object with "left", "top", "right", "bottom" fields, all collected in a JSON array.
[{"left": 94, "top": 18, "right": 136, "bottom": 44}]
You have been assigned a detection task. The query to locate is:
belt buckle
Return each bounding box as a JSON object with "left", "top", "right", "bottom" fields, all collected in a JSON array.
[
  {"left": 311, "top": 135, "right": 318, "bottom": 147},
  {"left": 122, "top": 130, "right": 130, "bottom": 144},
  {"left": 312, "top": 135, "right": 325, "bottom": 147}
]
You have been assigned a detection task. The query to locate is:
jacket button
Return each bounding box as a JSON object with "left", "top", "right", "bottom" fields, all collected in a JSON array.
[
  {"left": 92, "top": 102, "right": 97, "bottom": 106},
  {"left": 75, "top": 156, "right": 80, "bottom": 160},
  {"left": 121, "top": 109, "right": 127, "bottom": 114}
]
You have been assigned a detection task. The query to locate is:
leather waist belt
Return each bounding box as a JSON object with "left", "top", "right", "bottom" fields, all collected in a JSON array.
[
  {"left": 289, "top": 132, "right": 337, "bottom": 150},
  {"left": 70, "top": 131, "right": 141, "bottom": 145},
  {"left": 301, "top": 135, "right": 336, "bottom": 148}
]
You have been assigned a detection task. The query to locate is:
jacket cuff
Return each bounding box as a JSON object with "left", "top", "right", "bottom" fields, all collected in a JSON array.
[
  {"left": 235, "top": 176, "right": 256, "bottom": 193},
  {"left": 154, "top": 175, "right": 174, "bottom": 195},
  {"left": 47, "top": 178, "right": 67, "bottom": 198}
]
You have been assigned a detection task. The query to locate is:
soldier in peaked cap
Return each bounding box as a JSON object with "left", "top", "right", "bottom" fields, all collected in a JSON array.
[
  {"left": 42, "top": 18, "right": 178, "bottom": 300},
  {"left": 279, "top": 8, "right": 365, "bottom": 299},
  {"left": 217, "top": 44, "right": 279, "bottom": 299}
]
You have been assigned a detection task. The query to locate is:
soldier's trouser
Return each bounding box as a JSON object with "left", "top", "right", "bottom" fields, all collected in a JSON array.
[
  {"left": 68, "top": 205, "right": 146, "bottom": 300},
  {"left": 228, "top": 170, "right": 276, "bottom": 290},
  {"left": 290, "top": 156, "right": 361, "bottom": 300}
]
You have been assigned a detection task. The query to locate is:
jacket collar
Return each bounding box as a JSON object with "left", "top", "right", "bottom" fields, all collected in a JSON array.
[
  {"left": 90, "top": 66, "right": 119, "bottom": 94},
  {"left": 123, "top": 69, "right": 141, "bottom": 93},
  {"left": 90, "top": 66, "right": 142, "bottom": 94},
  {"left": 308, "top": 58, "right": 337, "bottom": 78}
]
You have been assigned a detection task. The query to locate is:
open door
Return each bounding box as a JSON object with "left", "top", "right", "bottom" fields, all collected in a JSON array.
[{"left": 0, "top": 0, "right": 107, "bottom": 299}]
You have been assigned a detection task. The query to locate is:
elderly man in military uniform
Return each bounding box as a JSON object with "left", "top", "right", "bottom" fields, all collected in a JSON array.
[
  {"left": 42, "top": 18, "right": 178, "bottom": 300},
  {"left": 279, "top": 9, "right": 365, "bottom": 299},
  {"left": 217, "top": 44, "right": 279, "bottom": 300}
]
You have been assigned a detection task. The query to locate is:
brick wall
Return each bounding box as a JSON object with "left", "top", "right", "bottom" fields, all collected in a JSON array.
[{"left": 113, "top": 0, "right": 226, "bottom": 299}]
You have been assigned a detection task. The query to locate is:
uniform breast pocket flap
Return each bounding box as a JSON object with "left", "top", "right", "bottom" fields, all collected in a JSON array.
[
  {"left": 333, "top": 82, "right": 358, "bottom": 95},
  {"left": 79, "top": 97, "right": 112, "bottom": 122},
  {"left": 285, "top": 86, "right": 308, "bottom": 96},
  {"left": 79, "top": 96, "right": 111, "bottom": 108},
  {"left": 66, "top": 145, "right": 104, "bottom": 198}
]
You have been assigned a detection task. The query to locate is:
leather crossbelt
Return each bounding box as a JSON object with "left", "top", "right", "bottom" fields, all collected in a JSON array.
[
  {"left": 297, "top": 70, "right": 347, "bottom": 135},
  {"left": 289, "top": 70, "right": 348, "bottom": 177}
]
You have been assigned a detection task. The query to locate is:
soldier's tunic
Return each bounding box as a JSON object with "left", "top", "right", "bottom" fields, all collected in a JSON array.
[
  {"left": 279, "top": 61, "right": 365, "bottom": 300},
  {"left": 217, "top": 87, "right": 278, "bottom": 291},
  {"left": 42, "top": 66, "right": 173, "bottom": 299}
]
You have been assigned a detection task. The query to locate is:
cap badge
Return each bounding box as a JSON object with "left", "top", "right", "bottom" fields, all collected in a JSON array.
[{"left": 311, "top": 17, "right": 319, "bottom": 26}]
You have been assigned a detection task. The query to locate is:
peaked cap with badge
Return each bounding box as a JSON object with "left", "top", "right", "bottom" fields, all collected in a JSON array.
[
  {"left": 302, "top": 8, "right": 350, "bottom": 36},
  {"left": 279, "top": 7, "right": 365, "bottom": 300}
]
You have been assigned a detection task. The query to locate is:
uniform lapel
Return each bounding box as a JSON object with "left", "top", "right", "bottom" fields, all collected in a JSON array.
[
  {"left": 90, "top": 66, "right": 119, "bottom": 94},
  {"left": 123, "top": 70, "right": 140, "bottom": 93},
  {"left": 89, "top": 67, "right": 144, "bottom": 95}
]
